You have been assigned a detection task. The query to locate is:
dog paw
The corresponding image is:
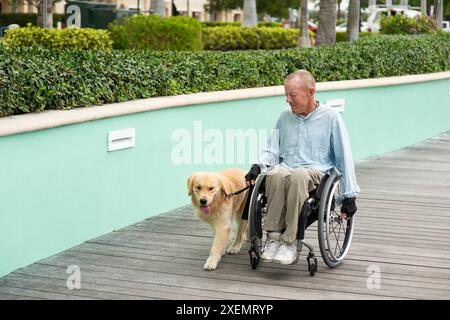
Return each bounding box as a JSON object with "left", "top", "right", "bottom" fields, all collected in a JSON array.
[
  {"left": 226, "top": 246, "right": 241, "bottom": 255},
  {"left": 203, "top": 258, "right": 218, "bottom": 271}
]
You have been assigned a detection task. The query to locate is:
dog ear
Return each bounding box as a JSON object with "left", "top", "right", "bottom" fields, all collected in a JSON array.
[
  {"left": 187, "top": 173, "right": 197, "bottom": 196},
  {"left": 218, "top": 174, "right": 233, "bottom": 196}
]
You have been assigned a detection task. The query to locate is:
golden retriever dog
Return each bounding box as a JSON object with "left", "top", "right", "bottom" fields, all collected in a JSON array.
[{"left": 187, "top": 168, "right": 249, "bottom": 271}]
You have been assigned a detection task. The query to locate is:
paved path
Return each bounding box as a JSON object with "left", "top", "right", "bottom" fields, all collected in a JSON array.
[{"left": 1, "top": 131, "right": 449, "bottom": 300}]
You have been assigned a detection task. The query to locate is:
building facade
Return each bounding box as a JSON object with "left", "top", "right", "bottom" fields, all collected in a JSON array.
[{"left": 0, "top": 0, "right": 243, "bottom": 23}]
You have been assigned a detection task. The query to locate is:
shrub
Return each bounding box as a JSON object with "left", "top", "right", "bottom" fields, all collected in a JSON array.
[
  {"left": 380, "top": 14, "right": 437, "bottom": 35},
  {"left": 202, "top": 22, "right": 281, "bottom": 28},
  {"left": 203, "top": 26, "right": 256, "bottom": 50},
  {"left": 257, "top": 27, "right": 299, "bottom": 49},
  {"left": 0, "top": 34, "right": 448, "bottom": 117},
  {"left": 2, "top": 25, "right": 112, "bottom": 50},
  {"left": 336, "top": 31, "right": 377, "bottom": 42},
  {"left": 336, "top": 32, "right": 347, "bottom": 42},
  {"left": 203, "top": 26, "right": 299, "bottom": 50},
  {"left": 108, "top": 15, "right": 203, "bottom": 50},
  {"left": 257, "top": 22, "right": 282, "bottom": 28},
  {"left": 202, "top": 22, "right": 242, "bottom": 28}
]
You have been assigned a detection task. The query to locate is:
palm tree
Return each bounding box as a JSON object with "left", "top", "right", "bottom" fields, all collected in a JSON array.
[
  {"left": 150, "top": 0, "right": 165, "bottom": 17},
  {"left": 347, "top": 0, "right": 360, "bottom": 42},
  {"left": 337, "top": 0, "right": 343, "bottom": 20},
  {"left": 24, "top": 0, "right": 56, "bottom": 28},
  {"left": 298, "top": 0, "right": 311, "bottom": 48},
  {"left": 316, "top": 0, "right": 337, "bottom": 46},
  {"left": 434, "top": 0, "right": 444, "bottom": 29},
  {"left": 420, "top": 0, "right": 427, "bottom": 14},
  {"left": 242, "top": 0, "right": 257, "bottom": 27}
]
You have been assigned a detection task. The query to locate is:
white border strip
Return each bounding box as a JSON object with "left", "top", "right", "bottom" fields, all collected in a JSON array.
[{"left": 1, "top": 71, "right": 449, "bottom": 137}]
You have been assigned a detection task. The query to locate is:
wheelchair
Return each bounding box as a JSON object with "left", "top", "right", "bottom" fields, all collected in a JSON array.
[{"left": 247, "top": 169, "right": 354, "bottom": 276}]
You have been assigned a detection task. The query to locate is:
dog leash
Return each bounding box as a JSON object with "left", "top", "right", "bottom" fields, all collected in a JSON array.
[{"left": 224, "top": 185, "right": 250, "bottom": 199}]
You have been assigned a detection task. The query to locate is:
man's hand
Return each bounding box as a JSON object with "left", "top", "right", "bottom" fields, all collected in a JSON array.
[
  {"left": 245, "top": 164, "right": 261, "bottom": 186},
  {"left": 341, "top": 197, "right": 357, "bottom": 219}
]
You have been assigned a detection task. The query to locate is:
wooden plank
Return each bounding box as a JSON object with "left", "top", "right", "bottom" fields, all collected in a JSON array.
[
  {"left": 10, "top": 268, "right": 277, "bottom": 301},
  {"left": 1, "top": 130, "right": 449, "bottom": 300},
  {"left": 32, "top": 248, "right": 448, "bottom": 299},
  {"left": 18, "top": 262, "right": 387, "bottom": 300},
  {"left": 86, "top": 236, "right": 450, "bottom": 281},
  {"left": 75, "top": 241, "right": 450, "bottom": 287},
  {"left": 0, "top": 293, "right": 42, "bottom": 300},
  {"left": 1, "top": 274, "right": 215, "bottom": 300},
  {"left": 0, "top": 286, "right": 97, "bottom": 300},
  {"left": 65, "top": 244, "right": 450, "bottom": 290},
  {"left": 28, "top": 256, "right": 398, "bottom": 299}
]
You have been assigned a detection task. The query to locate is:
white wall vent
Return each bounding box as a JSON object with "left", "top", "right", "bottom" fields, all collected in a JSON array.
[{"left": 108, "top": 128, "right": 135, "bottom": 152}]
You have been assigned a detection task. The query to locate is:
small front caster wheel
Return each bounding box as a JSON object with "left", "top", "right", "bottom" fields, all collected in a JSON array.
[
  {"left": 307, "top": 254, "right": 318, "bottom": 276},
  {"left": 249, "top": 250, "right": 260, "bottom": 270}
]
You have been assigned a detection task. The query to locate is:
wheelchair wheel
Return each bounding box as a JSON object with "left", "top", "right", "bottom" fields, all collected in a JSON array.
[
  {"left": 317, "top": 172, "right": 354, "bottom": 268},
  {"left": 247, "top": 174, "right": 267, "bottom": 269}
]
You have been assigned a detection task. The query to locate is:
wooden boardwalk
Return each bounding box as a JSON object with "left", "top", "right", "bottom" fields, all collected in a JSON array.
[{"left": 1, "top": 131, "right": 450, "bottom": 300}]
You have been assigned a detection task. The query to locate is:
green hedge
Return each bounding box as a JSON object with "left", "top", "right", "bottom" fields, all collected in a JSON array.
[
  {"left": 202, "top": 22, "right": 281, "bottom": 28},
  {"left": 2, "top": 25, "right": 112, "bottom": 50},
  {"left": 380, "top": 14, "right": 437, "bottom": 34},
  {"left": 108, "top": 15, "right": 203, "bottom": 50},
  {"left": 0, "top": 35, "right": 449, "bottom": 117},
  {"left": 202, "top": 22, "right": 241, "bottom": 28},
  {"left": 203, "top": 26, "right": 314, "bottom": 50},
  {"left": 336, "top": 31, "right": 376, "bottom": 42}
]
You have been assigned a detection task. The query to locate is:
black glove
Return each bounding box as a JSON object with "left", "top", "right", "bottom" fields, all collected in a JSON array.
[
  {"left": 341, "top": 197, "right": 357, "bottom": 217},
  {"left": 245, "top": 164, "right": 261, "bottom": 184}
]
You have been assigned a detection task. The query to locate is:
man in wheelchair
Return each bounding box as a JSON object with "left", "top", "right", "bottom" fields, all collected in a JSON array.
[{"left": 245, "top": 70, "right": 360, "bottom": 265}]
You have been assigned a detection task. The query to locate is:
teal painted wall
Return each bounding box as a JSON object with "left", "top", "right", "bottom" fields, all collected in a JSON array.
[{"left": 1, "top": 78, "right": 449, "bottom": 277}]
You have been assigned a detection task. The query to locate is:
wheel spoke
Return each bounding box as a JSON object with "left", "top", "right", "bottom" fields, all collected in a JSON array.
[
  {"left": 319, "top": 174, "right": 355, "bottom": 266},
  {"left": 332, "top": 219, "right": 343, "bottom": 257}
]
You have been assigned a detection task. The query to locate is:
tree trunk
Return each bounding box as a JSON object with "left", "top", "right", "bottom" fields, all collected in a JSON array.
[
  {"left": 421, "top": 0, "right": 427, "bottom": 15},
  {"left": 433, "top": 0, "right": 443, "bottom": 28},
  {"left": 150, "top": 0, "right": 165, "bottom": 17},
  {"left": 337, "top": 0, "right": 342, "bottom": 20},
  {"left": 400, "top": 0, "right": 409, "bottom": 8},
  {"left": 316, "top": 0, "right": 337, "bottom": 46},
  {"left": 347, "top": 0, "right": 360, "bottom": 42},
  {"left": 298, "top": 0, "right": 311, "bottom": 48},
  {"left": 242, "top": 0, "right": 257, "bottom": 27},
  {"left": 11, "top": 0, "right": 19, "bottom": 13},
  {"left": 37, "top": 0, "right": 53, "bottom": 28}
]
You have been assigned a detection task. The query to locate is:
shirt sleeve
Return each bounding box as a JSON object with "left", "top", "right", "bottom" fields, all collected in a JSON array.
[
  {"left": 257, "top": 117, "right": 281, "bottom": 170},
  {"left": 331, "top": 112, "right": 360, "bottom": 200}
]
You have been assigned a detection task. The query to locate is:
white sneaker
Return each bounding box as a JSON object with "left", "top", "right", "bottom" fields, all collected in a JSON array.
[
  {"left": 261, "top": 232, "right": 281, "bottom": 262},
  {"left": 272, "top": 241, "right": 298, "bottom": 265}
]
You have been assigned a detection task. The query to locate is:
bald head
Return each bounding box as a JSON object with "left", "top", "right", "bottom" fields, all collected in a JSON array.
[
  {"left": 285, "top": 70, "right": 316, "bottom": 89},
  {"left": 284, "top": 70, "right": 317, "bottom": 117}
]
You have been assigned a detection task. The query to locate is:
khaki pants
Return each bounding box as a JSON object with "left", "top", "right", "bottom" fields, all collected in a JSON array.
[{"left": 265, "top": 166, "right": 325, "bottom": 244}]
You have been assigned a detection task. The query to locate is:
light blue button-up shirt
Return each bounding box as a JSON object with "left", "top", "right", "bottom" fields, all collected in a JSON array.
[{"left": 258, "top": 103, "right": 360, "bottom": 200}]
